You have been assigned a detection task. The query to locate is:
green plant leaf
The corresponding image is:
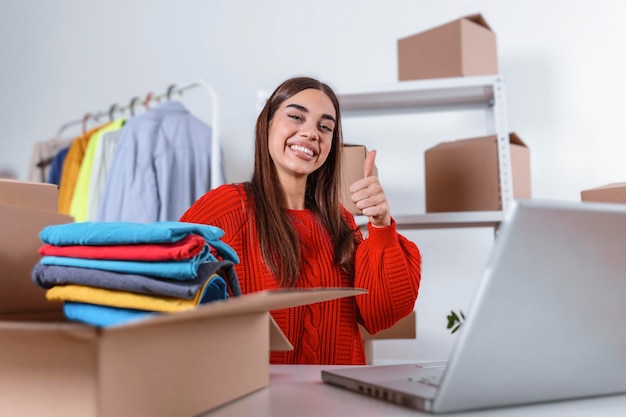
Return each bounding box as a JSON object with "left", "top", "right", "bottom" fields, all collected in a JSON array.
[
  {"left": 446, "top": 311, "right": 460, "bottom": 329},
  {"left": 447, "top": 309, "right": 466, "bottom": 334}
]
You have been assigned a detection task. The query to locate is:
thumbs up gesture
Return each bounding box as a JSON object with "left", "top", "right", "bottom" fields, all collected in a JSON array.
[{"left": 349, "top": 150, "right": 392, "bottom": 228}]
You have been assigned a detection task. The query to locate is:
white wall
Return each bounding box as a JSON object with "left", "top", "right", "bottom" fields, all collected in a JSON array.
[{"left": 2, "top": 0, "right": 626, "bottom": 362}]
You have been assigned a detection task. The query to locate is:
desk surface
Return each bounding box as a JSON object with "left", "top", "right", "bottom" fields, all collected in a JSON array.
[{"left": 203, "top": 364, "right": 626, "bottom": 417}]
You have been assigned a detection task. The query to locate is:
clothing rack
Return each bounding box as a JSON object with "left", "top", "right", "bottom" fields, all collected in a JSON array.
[{"left": 55, "top": 79, "right": 222, "bottom": 189}]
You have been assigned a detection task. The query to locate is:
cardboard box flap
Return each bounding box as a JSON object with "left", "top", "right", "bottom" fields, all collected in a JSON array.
[
  {"left": 111, "top": 288, "right": 368, "bottom": 331},
  {"left": 269, "top": 315, "right": 293, "bottom": 351},
  {"left": 0, "top": 203, "right": 72, "bottom": 314},
  {"left": 464, "top": 13, "right": 491, "bottom": 30},
  {"left": 0, "top": 179, "right": 59, "bottom": 212},
  {"left": 0, "top": 319, "right": 99, "bottom": 340},
  {"left": 510, "top": 132, "right": 526, "bottom": 147}
]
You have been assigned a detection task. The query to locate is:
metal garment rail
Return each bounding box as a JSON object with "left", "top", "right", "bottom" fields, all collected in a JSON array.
[{"left": 55, "top": 79, "right": 222, "bottom": 189}]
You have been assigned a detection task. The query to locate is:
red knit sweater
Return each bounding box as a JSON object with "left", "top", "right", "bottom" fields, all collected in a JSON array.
[{"left": 180, "top": 183, "right": 421, "bottom": 365}]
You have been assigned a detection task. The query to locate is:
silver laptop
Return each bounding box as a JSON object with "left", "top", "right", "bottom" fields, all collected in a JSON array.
[{"left": 322, "top": 199, "right": 626, "bottom": 413}]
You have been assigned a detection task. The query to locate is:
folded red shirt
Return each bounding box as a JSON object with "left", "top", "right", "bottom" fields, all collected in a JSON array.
[{"left": 38, "top": 234, "right": 207, "bottom": 261}]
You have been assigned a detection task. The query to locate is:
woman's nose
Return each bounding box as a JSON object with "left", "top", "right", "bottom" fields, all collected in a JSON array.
[{"left": 300, "top": 123, "right": 319, "bottom": 140}]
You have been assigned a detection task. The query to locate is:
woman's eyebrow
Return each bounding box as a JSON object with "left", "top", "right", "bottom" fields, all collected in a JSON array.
[{"left": 286, "top": 103, "right": 336, "bottom": 123}]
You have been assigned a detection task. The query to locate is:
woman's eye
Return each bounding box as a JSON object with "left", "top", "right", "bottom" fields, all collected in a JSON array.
[
  {"left": 320, "top": 124, "right": 333, "bottom": 132},
  {"left": 288, "top": 114, "right": 302, "bottom": 121}
]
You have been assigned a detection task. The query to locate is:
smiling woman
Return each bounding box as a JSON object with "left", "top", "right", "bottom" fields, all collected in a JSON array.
[
  {"left": 267, "top": 88, "right": 336, "bottom": 191},
  {"left": 179, "top": 76, "right": 422, "bottom": 365}
]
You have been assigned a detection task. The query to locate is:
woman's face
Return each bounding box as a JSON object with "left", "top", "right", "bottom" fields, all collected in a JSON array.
[{"left": 268, "top": 88, "right": 336, "bottom": 182}]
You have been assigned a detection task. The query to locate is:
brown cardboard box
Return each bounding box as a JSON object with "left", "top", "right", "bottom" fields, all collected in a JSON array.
[
  {"left": 0, "top": 178, "right": 60, "bottom": 211},
  {"left": 581, "top": 183, "right": 626, "bottom": 204},
  {"left": 340, "top": 144, "right": 377, "bottom": 215},
  {"left": 0, "top": 180, "right": 365, "bottom": 417},
  {"left": 0, "top": 180, "right": 72, "bottom": 316},
  {"left": 0, "top": 289, "right": 363, "bottom": 417},
  {"left": 398, "top": 14, "right": 498, "bottom": 81},
  {"left": 360, "top": 310, "right": 416, "bottom": 365},
  {"left": 424, "top": 133, "right": 531, "bottom": 212}
]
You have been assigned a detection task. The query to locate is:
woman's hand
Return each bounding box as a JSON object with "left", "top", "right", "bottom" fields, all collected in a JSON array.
[{"left": 349, "top": 150, "right": 392, "bottom": 228}]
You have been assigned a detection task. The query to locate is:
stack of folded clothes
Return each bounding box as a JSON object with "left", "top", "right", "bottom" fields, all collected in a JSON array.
[{"left": 31, "top": 221, "right": 241, "bottom": 327}]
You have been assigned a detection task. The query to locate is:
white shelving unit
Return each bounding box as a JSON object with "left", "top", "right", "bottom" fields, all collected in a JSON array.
[
  {"left": 257, "top": 75, "right": 511, "bottom": 231},
  {"left": 338, "top": 75, "right": 511, "bottom": 231}
]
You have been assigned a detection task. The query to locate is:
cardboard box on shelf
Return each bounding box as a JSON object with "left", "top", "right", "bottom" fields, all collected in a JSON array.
[
  {"left": 340, "top": 144, "right": 377, "bottom": 215},
  {"left": 581, "top": 183, "right": 626, "bottom": 204},
  {"left": 398, "top": 13, "right": 498, "bottom": 81},
  {"left": 424, "top": 133, "right": 531, "bottom": 212},
  {"left": 360, "top": 310, "right": 416, "bottom": 365},
  {"left": 0, "top": 179, "right": 365, "bottom": 417}
]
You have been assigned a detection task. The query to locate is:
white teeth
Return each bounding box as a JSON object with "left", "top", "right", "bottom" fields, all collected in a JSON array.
[{"left": 290, "top": 145, "right": 314, "bottom": 157}]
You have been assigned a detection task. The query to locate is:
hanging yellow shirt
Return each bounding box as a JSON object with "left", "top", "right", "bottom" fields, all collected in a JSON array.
[
  {"left": 69, "top": 119, "right": 125, "bottom": 222},
  {"left": 58, "top": 123, "right": 111, "bottom": 214}
]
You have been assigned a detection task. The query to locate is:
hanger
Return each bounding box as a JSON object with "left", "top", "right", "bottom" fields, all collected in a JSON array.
[
  {"left": 143, "top": 92, "right": 154, "bottom": 110},
  {"left": 82, "top": 112, "right": 92, "bottom": 134},
  {"left": 108, "top": 104, "right": 118, "bottom": 122},
  {"left": 166, "top": 84, "right": 177, "bottom": 100},
  {"left": 129, "top": 96, "right": 141, "bottom": 117}
]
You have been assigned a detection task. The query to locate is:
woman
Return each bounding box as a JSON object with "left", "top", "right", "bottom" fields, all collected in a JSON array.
[{"left": 180, "top": 76, "right": 421, "bottom": 365}]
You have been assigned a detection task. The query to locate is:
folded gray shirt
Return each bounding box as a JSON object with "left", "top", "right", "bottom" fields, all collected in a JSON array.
[{"left": 31, "top": 260, "right": 241, "bottom": 299}]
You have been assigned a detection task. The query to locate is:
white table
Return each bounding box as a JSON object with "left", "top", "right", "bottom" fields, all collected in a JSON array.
[{"left": 202, "top": 365, "right": 626, "bottom": 416}]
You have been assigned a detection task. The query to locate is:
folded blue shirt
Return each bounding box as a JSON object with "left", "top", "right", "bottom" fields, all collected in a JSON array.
[
  {"left": 204, "top": 238, "right": 239, "bottom": 264},
  {"left": 63, "top": 302, "right": 156, "bottom": 327},
  {"left": 40, "top": 221, "right": 224, "bottom": 245},
  {"left": 40, "top": 255, "right": 216, "bottom": 280}
]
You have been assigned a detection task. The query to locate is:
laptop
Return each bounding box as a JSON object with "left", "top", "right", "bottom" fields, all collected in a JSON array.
[{"left": 322, "top": 199, "right": 626, "bottom": 413}]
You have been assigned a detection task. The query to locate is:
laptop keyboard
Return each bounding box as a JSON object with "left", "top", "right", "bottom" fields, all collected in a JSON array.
[
  {"left": 407, "top": 362, "right": 447, "bottom": 388},
  {"left": 408, "top": 374, "right": 442, "bottom": 388}
]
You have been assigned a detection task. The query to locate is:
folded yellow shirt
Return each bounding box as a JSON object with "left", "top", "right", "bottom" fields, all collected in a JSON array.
[{"left": 46, "top": 274, "right": 220, "bottom": 312}]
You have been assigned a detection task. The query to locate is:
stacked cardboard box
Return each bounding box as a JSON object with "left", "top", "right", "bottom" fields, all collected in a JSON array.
[
  {"left": 581, "top": 183, "right": 626, "bottom": 204},
  {"left": 398, "top": 14, "right": 498, "bottom": 81},
  {"left": 424, "top": 133, "right": 531, "bottom": 212}
]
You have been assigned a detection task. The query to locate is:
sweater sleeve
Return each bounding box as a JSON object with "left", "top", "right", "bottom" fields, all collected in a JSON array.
[
  {"left": 179, "top": 184, "right": 249, "bottom": 238},
  {"left": 352, "top": 216, "right": 421, "bottom": 334}
]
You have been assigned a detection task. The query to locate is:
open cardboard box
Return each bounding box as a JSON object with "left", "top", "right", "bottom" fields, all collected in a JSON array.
[
  {"left": 0, "top": 180, "right": 365, "bottom": 417},
  {"left": 0, "top": 179, "right": 71, "bottom": 317}
]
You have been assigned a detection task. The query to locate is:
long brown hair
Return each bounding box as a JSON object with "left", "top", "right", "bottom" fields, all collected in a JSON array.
[{"left": 246, "top": 77, "right": 356, "bottom": 287}]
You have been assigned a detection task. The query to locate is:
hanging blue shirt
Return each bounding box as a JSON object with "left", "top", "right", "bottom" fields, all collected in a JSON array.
[{"left": 97, "top": 101, "right": 224, "bottom": 223}]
